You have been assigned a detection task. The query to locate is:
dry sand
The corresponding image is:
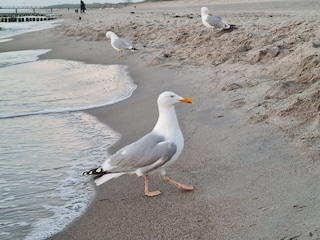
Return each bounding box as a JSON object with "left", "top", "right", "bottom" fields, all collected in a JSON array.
[{"left": 2, "top": 0, "right": 320, "bottom": 239}]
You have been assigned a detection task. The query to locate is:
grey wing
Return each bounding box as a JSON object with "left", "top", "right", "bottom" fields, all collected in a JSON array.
[
  {"left": 101, "top": 133, "right": 177, "bottom": 173},
  {"left": 113, "top": 38, "right": 133, "bottom": 50},
  {"left": 207, "top": 15, "right": 230, "bottom": 29}
]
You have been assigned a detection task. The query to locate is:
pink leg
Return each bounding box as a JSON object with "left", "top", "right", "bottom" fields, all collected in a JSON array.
[
  {"left": 144, "top": 175, "right": 162, "bottom": 197},
  {"left": 163, "top": 176, "right": 194, "bottom": 191}
]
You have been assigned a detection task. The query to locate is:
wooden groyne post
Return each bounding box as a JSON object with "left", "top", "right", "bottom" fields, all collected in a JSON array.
[
  {"left": 0, "top": 13, "right": 58, "bottom": 22},
  {"left": 0, "top": 6, "right": 58, "bottom": 22}
]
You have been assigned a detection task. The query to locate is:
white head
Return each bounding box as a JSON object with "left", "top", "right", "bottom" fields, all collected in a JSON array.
[
  {"left": 201, "top": 7, "right": 210, "bottom": 16},
  {"left": 157, "top": 91, "right": 193, "bottom": 108},
  {"left": 106, "top": 31, "right": 117, "bottom": 39},
  {"left": 153, "top": 91, "right": 192, "bottom": 135}
]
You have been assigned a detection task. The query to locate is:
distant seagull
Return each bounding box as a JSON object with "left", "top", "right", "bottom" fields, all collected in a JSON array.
[
  {"left": 106, "top": 31, "right": 138, "bottom": 58},
  {"left": 83, "top": 91, "right": 194, "bottom": 197},
  {"left": 201, "top": 7, "right": 237, "bottom": 30}
]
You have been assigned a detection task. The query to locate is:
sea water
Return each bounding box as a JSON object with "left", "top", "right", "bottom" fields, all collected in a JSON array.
[
  {"left": 0, "top": 22, "right": 136, "bottom": 240},
  {"left": 0, "top": 18, "right": 61, "bottom": 42}
]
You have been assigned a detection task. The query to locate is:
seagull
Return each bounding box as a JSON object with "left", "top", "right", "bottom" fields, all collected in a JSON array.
[
  {"left": 106, "top": 31, "right": 138, "bottom": 58},
  {"left": 201, "top": 6, "right": 237, "bottom": 30},
  {"left": 83, "top": 91, "right": 195, "bottom": 197}
]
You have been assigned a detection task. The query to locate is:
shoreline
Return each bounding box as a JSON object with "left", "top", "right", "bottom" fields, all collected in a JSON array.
[{"left": 1, "top": 0, "right": 320, "bottom": 239}]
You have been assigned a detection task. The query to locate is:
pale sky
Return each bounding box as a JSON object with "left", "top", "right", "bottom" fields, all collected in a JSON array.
[{"left": 1, "top": 0, "right": 144, "bottom": 7}]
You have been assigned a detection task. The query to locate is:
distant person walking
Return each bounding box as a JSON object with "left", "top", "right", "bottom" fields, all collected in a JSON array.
[{"left": 80, "top": 0, "right": 86, "bottom": 13}]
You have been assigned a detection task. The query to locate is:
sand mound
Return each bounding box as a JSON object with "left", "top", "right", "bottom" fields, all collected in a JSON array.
[{"left": 57, "top": 7, "right": 320, "bottom": 158}]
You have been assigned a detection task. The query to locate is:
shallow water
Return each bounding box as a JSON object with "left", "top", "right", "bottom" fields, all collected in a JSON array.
[
  {"left": 0, "top": 19, "right": 61, "bottom": 40},
  {"left": 0, "top": 49, "right": 136, "bottom": 239}
]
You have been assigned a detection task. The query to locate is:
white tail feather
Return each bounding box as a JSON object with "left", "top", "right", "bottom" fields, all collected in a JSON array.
[{"left": 94, "top": 173, "right": 125, "bottom": 186}]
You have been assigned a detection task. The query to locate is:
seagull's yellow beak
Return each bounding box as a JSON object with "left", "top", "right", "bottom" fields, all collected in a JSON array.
[{"left": 179, "top": 97, "right": 193, "bottom": 104}]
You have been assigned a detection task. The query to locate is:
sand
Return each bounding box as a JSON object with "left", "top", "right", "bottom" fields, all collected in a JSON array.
[{"left": 2, "top": 0, "right": 320, "bottom": 239}]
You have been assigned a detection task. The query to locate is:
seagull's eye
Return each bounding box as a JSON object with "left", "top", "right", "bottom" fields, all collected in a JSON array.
[{"left": 170, "top": 95, "right": 174, "bottom": 98}]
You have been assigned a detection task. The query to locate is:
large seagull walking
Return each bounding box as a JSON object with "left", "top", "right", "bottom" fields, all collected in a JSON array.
[{"left": 83, "top": 91, "right": 194, "bottom": 197}]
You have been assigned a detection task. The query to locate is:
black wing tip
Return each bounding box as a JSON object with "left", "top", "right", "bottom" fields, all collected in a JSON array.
[
  {"left": 82, "top": 170, "right": 93, "bottom": 175},
  {"left": 82, "top": 167, "right": 104, "bottom": 176}
]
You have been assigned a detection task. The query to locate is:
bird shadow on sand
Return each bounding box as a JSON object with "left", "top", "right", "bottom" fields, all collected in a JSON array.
[{"left": 214, "top": 28, "right": 238, "bottom": 37}]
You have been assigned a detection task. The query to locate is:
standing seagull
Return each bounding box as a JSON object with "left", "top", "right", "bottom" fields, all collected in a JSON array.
[
  {"left": 83, "top": 91, "right": 194, "bottom": 197},
  {"left": 106, "top": 31, "right": 137, "bottom": 58},
  {"left": 201, "top": 7, "right": 237, "bottom": 30}
]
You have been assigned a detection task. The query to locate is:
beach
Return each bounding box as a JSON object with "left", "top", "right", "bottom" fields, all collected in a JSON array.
[{"left": 1, "top": 0, "right": 320, "bottom": 239}]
